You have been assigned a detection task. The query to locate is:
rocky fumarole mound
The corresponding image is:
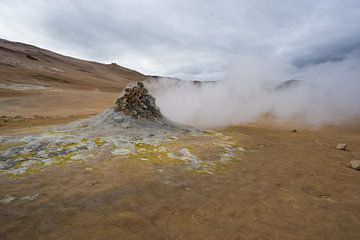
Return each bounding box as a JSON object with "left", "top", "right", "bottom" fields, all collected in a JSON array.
[
  {"left": 115, "top": 82, "right": 162, "bottom": 120},
  {"left": 74, "top": 81, "right": 194, "bottom": 132}
]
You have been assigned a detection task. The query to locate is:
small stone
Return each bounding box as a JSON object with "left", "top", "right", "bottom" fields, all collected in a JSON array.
[
  {"left": 336, "top": 143, "right": 348, "bottom": 150},
  {"left": 137, "top": 82, "right": 144, "bottom": 88},
  {"left": 291, "top": 129, "right": 297, "bottom": 132},
  {"left": 26, "top": 54, "right": 38, "bottom": 61},
  {"left": 350, "top": 160, "right": 360, "bottom": 170}
]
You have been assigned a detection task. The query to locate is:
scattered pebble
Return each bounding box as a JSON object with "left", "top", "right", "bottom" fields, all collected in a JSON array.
[
  {"left": 336, "top": 143, "right": 348, "bottom": 150},
  {"left": 350, "top": 160, "right": 360, "bottom": 170},
  {"left": 291, "top": 129, "right": 297, "bottom": 133}
]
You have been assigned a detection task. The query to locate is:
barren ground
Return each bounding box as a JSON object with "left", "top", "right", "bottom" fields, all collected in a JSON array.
[
  {"left": 1, "top": 117, "right": 359, "bottom": 240},
  {"left": 1, "top": 39, "right": 360, "bottom": 239}
]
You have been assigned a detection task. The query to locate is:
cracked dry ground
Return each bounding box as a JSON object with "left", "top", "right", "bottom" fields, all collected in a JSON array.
[{"left": 1, "top": 120, "right": 360, "bottom": 240}]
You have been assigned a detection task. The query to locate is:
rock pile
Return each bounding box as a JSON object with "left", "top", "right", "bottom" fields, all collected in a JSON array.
[{"left": 114, "top": 82, "right": 163, "bottom": 120}]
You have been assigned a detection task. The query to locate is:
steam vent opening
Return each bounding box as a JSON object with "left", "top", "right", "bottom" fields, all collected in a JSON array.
[{"left": 114, "top": 82, "right": 163, "bottom": 120}]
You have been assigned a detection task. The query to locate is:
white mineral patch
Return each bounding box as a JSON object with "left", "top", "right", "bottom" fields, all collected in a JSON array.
[
  {"left": 158, "top": 146, "right": 167, "bottom": 152},
  {"left": 0, "top": 83, "right": 49, "bottom": 90},
  {"left": 0, "top": 194, "right": 16, "bottom": 204},
  {"left": 21, "top": 193, "right": 39, "bottom": 201},
  {"left": 41, "top": 159, "right": 54, "bottom": 166},
  {"left": 112, "top": 148, "right": 131, "bottom": 155},
  {"left": 49, "top": 67, "right": 64, "bottom": 73},
  {"left": 0, "top": 162, "right": 10, "bottom": 170},
  {"left": 167, "top": 136, "right": 178, "bottom": 140},
  {"left": 21, "top": 160, "right": 36, "bottom": 167},
  {"left": 237, "top": 147, "right": 246, "bottom": 152},
  {"left": 71, "top": 154, "right": 83, "bottom": 160},
  {"left": 167, "top": 152, "right": 178, "bottom": 159},
  {"left": 8, "top": 167, "right": 28, "bottom": 175},
  {"left": 220, "top": 151, "right": 234, "bottom": 162},
  {"left": 179, "top": 148, "right": 200, "bottom": 169}
]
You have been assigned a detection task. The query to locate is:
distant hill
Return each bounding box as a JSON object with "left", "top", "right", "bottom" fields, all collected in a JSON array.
[
  {"left": 0, "top": 38, "right": 146, "bottom": 92},
  {"left": 0, "top": 38, "right": 148, "bottom": 118}
]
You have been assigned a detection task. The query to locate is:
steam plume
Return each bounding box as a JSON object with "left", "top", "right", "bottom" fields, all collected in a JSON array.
[{"left": 148, "top": 55, "right": 360, "bottom": 128}]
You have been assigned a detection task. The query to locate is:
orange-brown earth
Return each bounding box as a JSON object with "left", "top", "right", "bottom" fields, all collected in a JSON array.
[{"left": 1, "top": 39, "right": 360, "bottom": 240}]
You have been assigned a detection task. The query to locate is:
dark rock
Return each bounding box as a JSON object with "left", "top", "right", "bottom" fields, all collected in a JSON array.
[
  {"left": 114, "top": 82, "right": 163, "bottom": 120},
  {"left": 26, "top": 54, "right": 38, "bottom": 61},
  {"left": 137, "top": 82, "right": 144, "bottom": 88}
]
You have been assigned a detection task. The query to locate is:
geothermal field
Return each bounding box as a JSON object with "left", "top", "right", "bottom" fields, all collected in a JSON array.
[
  {"left": 1, "top": 37, "right": 360, "bottom": 240},
  {"left": 1, "top": 1, "right": 360, "bottom": 239}
]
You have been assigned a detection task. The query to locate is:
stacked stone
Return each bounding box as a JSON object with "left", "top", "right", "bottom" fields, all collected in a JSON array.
[{"left": 114, "top": 82, "right": 163, "bottom": 120}]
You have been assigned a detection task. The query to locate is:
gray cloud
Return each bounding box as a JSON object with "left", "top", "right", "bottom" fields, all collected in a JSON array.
[
  {"left": 292, "top": 37, "right": 360, "bottom": 67},
  {"left": 1, "top": 0, "right": 360, "bottom": 80}
]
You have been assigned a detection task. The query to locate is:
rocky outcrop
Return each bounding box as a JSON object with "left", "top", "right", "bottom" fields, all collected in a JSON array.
[{"left": 114, "top": 82, "right": 163, "bottom": 120}]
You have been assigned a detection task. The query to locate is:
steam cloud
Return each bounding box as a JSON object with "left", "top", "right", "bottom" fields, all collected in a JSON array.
[{"left": 149, "top": 55, "right": 360, "bottom": 128}]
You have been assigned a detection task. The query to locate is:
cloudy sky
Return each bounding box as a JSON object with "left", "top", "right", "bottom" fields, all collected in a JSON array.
[{"left": 1, "top": 0, "right": 359, "bottom": 80}]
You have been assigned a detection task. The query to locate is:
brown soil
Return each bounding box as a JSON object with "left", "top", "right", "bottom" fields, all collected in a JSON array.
[
  {"left": 0, "top": 114, "right": 93, "bottom": 134},
  {"left": 0, "top": 88, "right": 118, "bottom": 118},
  {"left": 1, "top": 121, "right": 359, "bottom": 240}
]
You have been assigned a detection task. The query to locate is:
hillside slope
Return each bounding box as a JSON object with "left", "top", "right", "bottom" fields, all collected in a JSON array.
[{"left": 0, "top": 39, "right": 147, "bottom": 118}]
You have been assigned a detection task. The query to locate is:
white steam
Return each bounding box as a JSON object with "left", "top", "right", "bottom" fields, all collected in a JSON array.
[{"left": 148, "top": 55, "right": 360, "bottom": 128}]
